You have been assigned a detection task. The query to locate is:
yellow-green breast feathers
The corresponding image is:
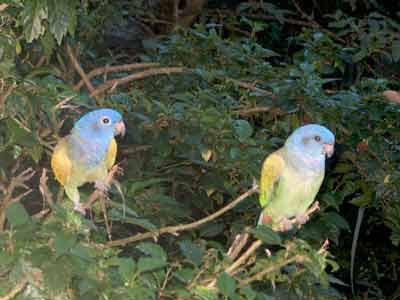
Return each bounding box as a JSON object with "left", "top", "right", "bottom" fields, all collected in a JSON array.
[{"left": 51, "top": 137, "right": 118, "bottom": 187}]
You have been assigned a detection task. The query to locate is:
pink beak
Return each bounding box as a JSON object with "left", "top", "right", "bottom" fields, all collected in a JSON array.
[
  {"left": 323, "top": 143, "right": 334, "bottom": 158},
  {"left": 114, "top": 121, "right": 126, "bottom": 137}
]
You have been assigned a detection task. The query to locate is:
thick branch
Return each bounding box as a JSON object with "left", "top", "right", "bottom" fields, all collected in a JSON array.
[
  {"left": 74, "top": 62, "right": 160, "bottom": 90},
  {"left": 101, "top": 184, "right": 259, "bottom": 248}
]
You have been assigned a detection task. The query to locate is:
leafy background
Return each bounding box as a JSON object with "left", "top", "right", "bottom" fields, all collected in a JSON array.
[{"left": 0, "top": 0, "right": 400, "bottom": 299}]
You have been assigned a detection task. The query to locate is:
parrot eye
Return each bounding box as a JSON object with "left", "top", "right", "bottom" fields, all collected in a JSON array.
[
  {"left": 314, "top": 135, "right": 321, "bottom": 142},
  {"left": 101, "top": 117, "right": 111, "bottom": 125}
]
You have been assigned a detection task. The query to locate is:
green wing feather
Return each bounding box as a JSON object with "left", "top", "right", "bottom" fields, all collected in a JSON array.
[{"left": 259, "top": 149, "right": 285, "bottom": 207}]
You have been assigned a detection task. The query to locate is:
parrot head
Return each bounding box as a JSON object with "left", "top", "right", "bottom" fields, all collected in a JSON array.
[
  {"left": 72, "top": 108, "right": 126, "bottom": 140},
  {"left": 285, "top": 124, "right": 335, "bottom": 160}
]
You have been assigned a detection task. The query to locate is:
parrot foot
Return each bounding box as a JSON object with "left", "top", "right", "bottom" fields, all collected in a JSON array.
[
  {"left": 73, "top": 202, "right": 86, "bottom": 215},
  {"left": 279, "top": 217, "right": 293, "bottom": 231},
  {"left": 95, "top": 180, "right": 110, "bottom": 194},
  {"left": 295, "top": 213, "right": 309, "bottom": 226}
]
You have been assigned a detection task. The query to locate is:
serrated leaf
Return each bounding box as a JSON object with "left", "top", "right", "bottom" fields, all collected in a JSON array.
[
  {"left": 217, "top": 272, "right": 236, "bottom": 298},
  {"left": 251, "top": 225, "right": 282, "bottom": 245},
  {"left": 137, "top": 257, "right": 166, "bottom": 273},
  {"left": 5, "top": 203, "right": 30, "bottom": 228}
]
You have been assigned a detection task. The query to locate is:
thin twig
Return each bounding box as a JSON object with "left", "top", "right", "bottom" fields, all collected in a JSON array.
[
  {"left": 39, "top": 168, "right": 53, "bottom": 206},
  {"left": 238, "top": 255, "right": 304, "bottom": 286},
  {"left": 233, "top": 106, "right": 272, "bottom": 116},
  {"left": 227, "top": 231, "right": 250, "bottom": 261},
  {"left": 223, "top": 78, "right": 273, "bottom": 95},
  {"left": 90, "top": 67, "right": 186, "bottom": 97},
  {"left": 0, "top": 168, "right": 35, "bottom": 231},
  {"left": 66, "top": 44, "right": 95, "bottom": 93},
  {"left": 0, "top": 278, "right": 28, "bottom": 300},
  {"left": 74, "top": 62, "right": 160, "bottom": 90},
  {"left": 101, "top": 184, "right": 259, "bottom": 248}
]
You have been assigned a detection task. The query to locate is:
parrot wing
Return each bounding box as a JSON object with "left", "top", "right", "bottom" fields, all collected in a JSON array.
[
  {"left": 51, "top": 137, "right": 72, "bottom": 186},
  {"left": 106, "top": 138, "right": 117, "bottom": 170},
  {"left": 259, "top": 149, "right": 285, "bottom": 207}
]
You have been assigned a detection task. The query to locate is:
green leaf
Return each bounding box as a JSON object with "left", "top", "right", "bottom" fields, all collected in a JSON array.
[
  {"left": 47, "top": 0, "right": 72, "bottom": 45},
  {"left": 5, "top": 203, "right": 30, "bottom": 228},
  {"left": 179, "top": 240, "right": 204, "bottom": 266},
  {"left": 392, "top": 40, "right": 400, "bottom": 62},
  {"left": 137, "top": 257, "right": 167, "bottom": 273},
  {"left": 324, "top": 212, "right": 350, "bottom": 231},
  {"left": 217, "top": 272, "right": 236, "bottom": 298},
  {"left": 194, "top": 286, "right": 219, "bottom": 300},
  {"left": 233, "top": 120, "right": 253, "bottom": 140},
  {"left": 54, "top": 231, "right": 77, "bottom": 256},
  {"left": 173, "top": 268, "right": 196, "bottom": 283},
  {"left": 22, "top": 0, "right": 48, "bottom": 43},
  {"left": 118, "top": 258, "right": 136, "bottom": 282},
  {"left": 251, "top": 225, "right": 282, "bottom": 245},
  {"left": 136, "top": 242, "right": 167, "bottom": 262}
]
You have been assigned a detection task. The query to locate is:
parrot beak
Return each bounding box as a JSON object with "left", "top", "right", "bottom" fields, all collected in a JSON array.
[
  {"left": 114, "top": 121, "right": 126, "bottom": 137},
  {"left": 323, "top": 143, "right": 334, "bottom": 158}
]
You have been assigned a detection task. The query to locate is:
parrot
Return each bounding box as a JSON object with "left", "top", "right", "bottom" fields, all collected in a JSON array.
[
  {"left": 51, "top": 108, "right": 125, "bottom": 213},
  {"left": 258, "top": 124, "right": 335, "bottom": 231}
]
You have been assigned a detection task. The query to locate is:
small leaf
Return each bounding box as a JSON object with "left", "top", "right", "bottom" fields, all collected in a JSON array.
[
  {"left": 251, "top": 225, "right": 282, "bottom": 245},
  {"left": 137, "top": 257, "right": 166, "bottom": 273},
  {"left": 194, "top": 286, "right": 219, "bottom": 300},
  {"left": 136, "top": 242, "right": 167, "bottom": 262},
  {"left": 201, "top": 149, "right": 213, "bottom": 162},
  {"left": 233, "top": 120, "right": 253, "bottom": 140},
  {"left": 54, "top": 231, "right": 77, "bottom": 256},
  {"left": 5, "top": 203, "right": 30, "bottom": 228},
  {"left": 179, "top": 240, "right": 204, "bottom": 266},
  {"left": 118, "top": 258, "right": 136, "bottom": 282},
  {"left": 217, "top": 272, "right": 236, "bottom": 298}
]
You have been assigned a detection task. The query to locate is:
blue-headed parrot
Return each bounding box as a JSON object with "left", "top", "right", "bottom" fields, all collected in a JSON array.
[
  {"left": 51, "top": 108, "right": 125, "bottom": 213},
  {"left": 258, "top": 124, "right": 335, "bottom": 231}
]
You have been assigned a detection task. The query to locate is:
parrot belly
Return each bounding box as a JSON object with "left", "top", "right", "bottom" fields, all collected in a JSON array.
[
  {"left": 265, "top": 166, "right": 324, "bottom": 222},
  {"left": 66, "top": 162, "right": 108, "bottom": 188}
]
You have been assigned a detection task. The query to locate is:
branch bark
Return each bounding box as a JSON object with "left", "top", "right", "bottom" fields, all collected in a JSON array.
[
  {"left": 100, "top": 184, "right": 259, "bottom": 248},
  {"left": 74, "top": 62, "right": 160, "bottom": 91},
  {"left": 89, "top": 67, "right": 186, "bottom": 97}
]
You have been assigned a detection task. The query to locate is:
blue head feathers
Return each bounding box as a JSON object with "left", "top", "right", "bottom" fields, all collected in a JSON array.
[{"left": 69, "top": 108, "right": 125, "bottom": 166}]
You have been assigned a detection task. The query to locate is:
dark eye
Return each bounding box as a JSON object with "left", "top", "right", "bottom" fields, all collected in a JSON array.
[
  {"left": 314, "top": 135, "right": 321, "bottom": 142},
  {"left": 102, "top": 117, "right": 110, "bottom": 125}
]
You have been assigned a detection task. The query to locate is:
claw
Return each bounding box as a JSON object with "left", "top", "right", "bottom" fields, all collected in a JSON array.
[
  {"left": 95, "top": 180, "right": 110, "bottom": 194},
  {"left": 73, "top": 201, "right": 86, "bottom": 215},
  {"left": 296, "top": 213, "right": 309, "bottom": 226},
  {"left": 279, "top": 217, "right": 293, "bottom": 231}
]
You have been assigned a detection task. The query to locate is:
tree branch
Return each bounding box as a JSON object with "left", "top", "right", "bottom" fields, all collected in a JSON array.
[
  {"left": 89, "top": 67, "right": 186, "bottom": 97},
  {"left": 66, "top": 44, "right": 94, "bottom": 94},
  {"left": 101, "top": 184, "right": 259, "bottom": 248},
  {"left": 74, "top": 62, "right": 160, "bottom": 91}
]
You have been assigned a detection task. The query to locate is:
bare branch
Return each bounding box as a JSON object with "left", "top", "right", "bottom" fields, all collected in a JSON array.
[
  {"left": 74, "top": 62, "right": 160, "bottom": 90},
  {"left": 101, "top": 184, "right": 259, "bottom": 248},
  {"left": 0, "top": 278, "right": 27, "bottom": 300}
]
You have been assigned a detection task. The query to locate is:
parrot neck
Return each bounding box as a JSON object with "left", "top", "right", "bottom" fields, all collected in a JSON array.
[{"left": 285, "top": 146, "right": 325, "bottom": 175}]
